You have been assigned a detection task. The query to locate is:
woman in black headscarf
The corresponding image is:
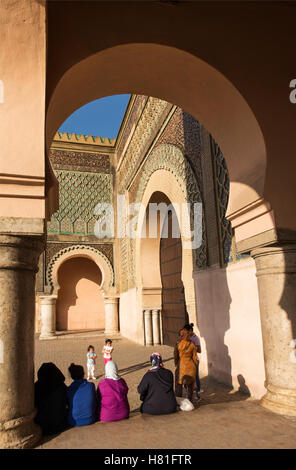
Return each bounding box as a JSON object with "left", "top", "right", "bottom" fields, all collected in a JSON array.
[
  {"left": 137, "top": 353, "right": 177, "bottom": 415},
  {"left": 34, "top": 362, "right": 68, "bottom": 435}
]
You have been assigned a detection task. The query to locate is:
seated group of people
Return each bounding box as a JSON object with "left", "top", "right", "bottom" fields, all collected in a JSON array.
[
  {"left": 34, "top": 352, "right": 177, "bottom": 436},
  {"left": 35, "top": 323, "right": 200, "bottom": 436}
]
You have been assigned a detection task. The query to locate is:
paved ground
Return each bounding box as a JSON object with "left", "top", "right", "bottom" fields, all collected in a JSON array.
[{"left": 34, "top": 332, "right": 296, "bottom": 449}]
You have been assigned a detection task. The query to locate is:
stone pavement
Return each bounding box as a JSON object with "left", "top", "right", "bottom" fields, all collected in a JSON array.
[{"left": 34, "top": 333, "right": 296, "bottom": 449}]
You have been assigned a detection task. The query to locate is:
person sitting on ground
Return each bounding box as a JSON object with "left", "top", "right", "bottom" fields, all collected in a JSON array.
[
  {"left": 137, "top": 352, "right": 177, "bottom": 415},
  {"left": 97, "top": 360, "right": 130, "bottom": 422},
  {"left": 174, "top": 328, "right": 197, "bottom": 402},
  {"left": 67, "top": 363, "right": 97, "bottom": 427},
  {"left": 34, "top": 362, "right": 68, "bottom": 436}
]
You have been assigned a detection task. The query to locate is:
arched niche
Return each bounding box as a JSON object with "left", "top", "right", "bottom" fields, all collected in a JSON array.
[{"left": 46, "top": 245, "right": 115, "bottom": 297}]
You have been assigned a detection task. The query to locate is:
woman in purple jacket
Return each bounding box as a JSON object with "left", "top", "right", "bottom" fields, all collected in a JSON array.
[{"left": 97, "top": 360, "right": 130, "bottom": 422}]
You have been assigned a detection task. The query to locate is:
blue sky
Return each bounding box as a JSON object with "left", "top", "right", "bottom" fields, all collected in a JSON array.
[{"left": 59, "top": 94, "right": 131, "bottom": 139}]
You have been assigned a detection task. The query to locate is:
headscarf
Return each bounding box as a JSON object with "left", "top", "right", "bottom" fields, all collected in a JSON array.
[
  {"left": 37, "top": 362, "right": 65, "bottom": 386},
  {"left": 105, "top": 360, "right": 121, "bottom": 381},
  {"left": 149, "top": 352, "right": 163, "bottom": 371},
  {"left": 35, "top": 362, "right": 65, "bottom": 402}
]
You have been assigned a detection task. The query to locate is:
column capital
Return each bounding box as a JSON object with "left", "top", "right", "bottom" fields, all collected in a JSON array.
[
  {"left": 251, "top": 243, "right": 296, "bottom": 276},
  {"left": 39, "top": 295, "right": 57, "bottom": 305},
  {"left": 0, "top": 233, "right": 45, "bottom": 272},
  {"left": 103, "top": 296, "right": 119, "bottom": 305}
]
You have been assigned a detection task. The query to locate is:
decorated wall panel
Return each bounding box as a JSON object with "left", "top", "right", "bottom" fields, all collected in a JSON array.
[{"left": 47, "top": 170, "right": 112, "bottom": 236}]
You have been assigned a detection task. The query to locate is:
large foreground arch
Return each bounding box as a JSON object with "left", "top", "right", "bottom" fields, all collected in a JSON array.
[
  {"left": 1, "top": 1, "right": 296, "bottom": 449},
  {"left": 46, "top": 43, "right": 268, "bottom": 238}
]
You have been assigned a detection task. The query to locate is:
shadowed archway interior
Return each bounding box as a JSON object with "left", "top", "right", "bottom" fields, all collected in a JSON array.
[{"left": 56, "top": 256, "right": 105, "bottom": 331}]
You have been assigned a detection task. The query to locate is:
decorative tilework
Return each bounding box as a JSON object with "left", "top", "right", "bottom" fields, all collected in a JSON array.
[{"left": 47, "top": 170, "right": 112, "bottom": 236}]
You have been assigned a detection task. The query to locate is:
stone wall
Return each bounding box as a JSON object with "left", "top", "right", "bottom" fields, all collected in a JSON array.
[{"left": 194, "top": 257, "right": 266, "bottom": 398}]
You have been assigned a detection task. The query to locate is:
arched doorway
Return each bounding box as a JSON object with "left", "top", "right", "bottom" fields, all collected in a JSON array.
[
  {"left": 139, "top": 190, "right": 191, "bottom": 346},
  {"left": 160, "top": 210, "right": 188, "bottom": 346},
  {"left": 56, "top": 256, "right": 105, "bottom": 331}
]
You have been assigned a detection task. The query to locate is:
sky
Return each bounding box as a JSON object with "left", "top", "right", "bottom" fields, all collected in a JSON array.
[{"left": 59, "top": 94, "right": 131, "bottom": 139}]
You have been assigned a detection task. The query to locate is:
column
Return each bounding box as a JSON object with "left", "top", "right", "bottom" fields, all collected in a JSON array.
[
  {"left": 144, "top": 309, "right": 153, "bottom": 346},
  {"left": 159, "top": 309, "right": 163, "bottom": 345},
  {"left": 39, "top": 296, "right": 57, "bottom": 340},
  {"left": 252, "top": 244, "right": 296, "bottom": 416},
  {"left": 0, "top": 233, "right": 45, "bottom": 448},
  {"left": 152, "top": 309, "right": 160, "bottom": 345},
  {"left": 104, "top": 297, "right": 119, "bottom": 336}
]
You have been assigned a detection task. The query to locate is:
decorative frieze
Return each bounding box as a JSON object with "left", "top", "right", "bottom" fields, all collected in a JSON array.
[
  {"left": 46, "top": 242, "right": 113, "bottom": 270},
  {"left": 49, "top": 149, "right": 111, "bottom": 173}
]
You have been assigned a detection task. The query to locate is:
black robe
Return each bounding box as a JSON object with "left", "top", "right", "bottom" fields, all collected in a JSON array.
[
  {"left": 34, "top": 362, "right": 68, "bottom": 435},
  {"left": 137, "top": 367, "right": 177, "bottom": 415}
]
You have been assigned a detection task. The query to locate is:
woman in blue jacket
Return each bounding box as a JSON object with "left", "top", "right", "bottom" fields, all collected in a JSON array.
[{"left": 67, "top": 363, "right": 97, "bottom": 427}]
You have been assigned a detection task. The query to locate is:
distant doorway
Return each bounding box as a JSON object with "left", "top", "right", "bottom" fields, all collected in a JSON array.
[
  {"left": 160, "top": 211, "right": 188, "bottom": 346},
  {"left": 56, "top": 256, "right": 105, "bottom": 331}
]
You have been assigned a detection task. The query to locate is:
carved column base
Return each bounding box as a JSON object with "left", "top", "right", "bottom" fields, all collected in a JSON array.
[
  {"left": 0, "top": 411, "right": 42, "bottom": 449},
  {"left": 261, "top": 383, "right": 296, "bottom": 417}
]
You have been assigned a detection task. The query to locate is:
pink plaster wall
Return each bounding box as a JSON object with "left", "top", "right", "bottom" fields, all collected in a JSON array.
[
  {"left": 0, "top": 0, "right": 46, "bottom": 218},
  {"left": 194, "top": 257, "right": 266, "bottom": 399},
  {"left": 56, "top": 256, "right": 105, "bottom": 331},
  {"left": 119, "top": 288, "right": 144, "bottom": 344}
]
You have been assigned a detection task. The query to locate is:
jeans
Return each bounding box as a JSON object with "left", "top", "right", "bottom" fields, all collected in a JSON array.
[{"left": 196, "top": 360, "right": 200, "bottom": 394}]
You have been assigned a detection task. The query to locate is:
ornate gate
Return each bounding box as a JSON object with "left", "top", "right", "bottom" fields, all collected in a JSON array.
[{"left": 160, "top": 215, "right": 188, "bottom": 346}]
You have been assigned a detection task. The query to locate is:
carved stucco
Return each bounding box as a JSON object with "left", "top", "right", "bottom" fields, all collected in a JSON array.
[
  {"left": 118, "top": 97, "right": 169, "bottom": 192},
  {"left": 119, "top": 143, "right": 207, "bottom": 292},
  {"left": 46, "top": 244, "right": 115, "bottom": 295}
]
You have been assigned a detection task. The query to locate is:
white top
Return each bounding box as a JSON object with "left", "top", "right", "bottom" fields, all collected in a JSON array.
[{"left": 103, "top": 345, "right": 113, "bottom": 359}]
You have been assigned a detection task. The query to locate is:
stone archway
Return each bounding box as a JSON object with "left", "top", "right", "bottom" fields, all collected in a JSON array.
[
  {"left": 38, "top": 245, "right": 117, "bottom": 339},
  {"left": 46, "top": 43, "right": 269, "bottom": 244},
  {"left": 131, "top": 145, "right": 199, "bottom": 346},
  {"left": 2, "top": 1, "right": 296, "bottom": 449}
]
